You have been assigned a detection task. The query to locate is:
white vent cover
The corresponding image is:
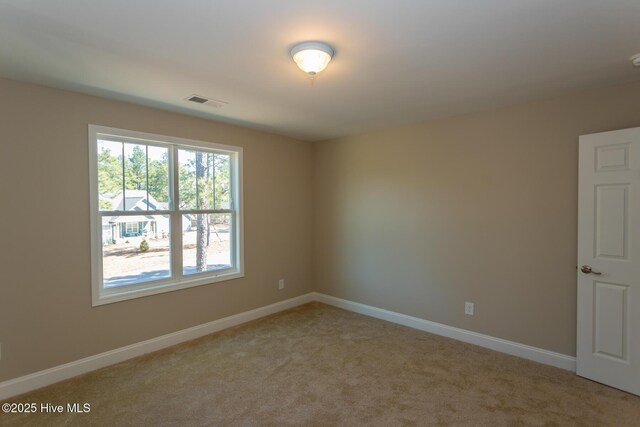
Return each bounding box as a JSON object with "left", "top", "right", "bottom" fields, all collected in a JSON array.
[{"left": 186, "top": 94, "right": 228, "bottom": 108}]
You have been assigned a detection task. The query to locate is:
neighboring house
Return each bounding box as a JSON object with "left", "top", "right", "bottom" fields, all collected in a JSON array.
[{"left": 101, "top": 190, "right": 191, "bottom": 244}]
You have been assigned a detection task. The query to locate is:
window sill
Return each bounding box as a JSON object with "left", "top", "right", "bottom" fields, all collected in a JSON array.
[{"left": 92, "top": 271, "right": 245, "bottom": 307}]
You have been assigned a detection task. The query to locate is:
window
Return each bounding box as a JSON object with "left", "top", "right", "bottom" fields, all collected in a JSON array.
[
  {"left": 89, "top": 125, "right": 243, "bottom": 305},
  {"left": 124, "top": 222, "right": 141, "bottom": 237}
]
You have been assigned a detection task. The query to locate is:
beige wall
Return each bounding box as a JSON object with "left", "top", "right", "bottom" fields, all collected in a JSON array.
[
  {"left": 2, "top": 76, "right": 640, "bottom": 383},
  {"left": 0, "top": 78, "right": 314, "bottom": 381},
  {"left": 314, "top": 81, "right": 640, "bottom": 356}
]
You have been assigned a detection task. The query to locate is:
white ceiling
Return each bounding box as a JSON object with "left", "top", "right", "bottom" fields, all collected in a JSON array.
[{"left": 1, "top": 0, "right": 639, "bottom": 141}]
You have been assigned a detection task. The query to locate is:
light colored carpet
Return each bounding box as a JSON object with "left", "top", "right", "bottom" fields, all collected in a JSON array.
[{"left": 2, "top": 302, "right": 639, "bottom": 426}]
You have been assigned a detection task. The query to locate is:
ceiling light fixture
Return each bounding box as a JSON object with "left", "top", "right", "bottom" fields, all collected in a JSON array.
[
  {"left": 631, "top": 53, "right": 640, "bottom": 67},
  {"left": 290, "top": 41, "right": 334, "bottom": 78}
]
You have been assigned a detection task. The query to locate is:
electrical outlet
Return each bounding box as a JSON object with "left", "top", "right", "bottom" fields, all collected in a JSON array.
[
  {"left": 278, "top": 279, "right": 284, "bottom": 290},
  {"left": 465, "top": 302, "right": 474, "bottom": 316}
]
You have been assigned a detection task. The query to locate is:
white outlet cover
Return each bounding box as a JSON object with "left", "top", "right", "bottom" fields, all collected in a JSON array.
[{"left": 465, "top": 302, "right": 474, "bottom": 316}]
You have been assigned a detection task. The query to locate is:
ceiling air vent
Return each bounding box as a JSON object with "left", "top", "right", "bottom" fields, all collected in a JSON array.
[{"left": 186, "top": 94, "right": 228, "bottom": 109}]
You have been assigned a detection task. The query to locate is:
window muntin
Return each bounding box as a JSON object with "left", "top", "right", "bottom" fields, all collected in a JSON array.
[{"left": 90, "top": 125, "right": 243, "bottom": 305}]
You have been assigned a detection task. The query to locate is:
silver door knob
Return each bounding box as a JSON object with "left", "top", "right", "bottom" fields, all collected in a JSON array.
[{"left": 581, "top": 265, "right": 602, "bottom": 275}]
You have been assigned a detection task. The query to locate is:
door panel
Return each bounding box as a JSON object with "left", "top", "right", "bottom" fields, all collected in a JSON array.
[
  {"left": 593, "top": 281, "right": 628, "bottom": 361},
  {"left": 595, "top": 185, "right": 628, "bottom": 259},
  {"left": 577, "top": 127, "right": 640, "bottom": 395}
]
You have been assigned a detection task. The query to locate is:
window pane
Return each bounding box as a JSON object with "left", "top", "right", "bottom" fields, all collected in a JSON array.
[
  {"left": 214, "top": 154, "right": 231, "bottom": 210},
  {"left": 97, "top": 140, "right": 123, "bottom": 211},
  {"left": 178, "top": 149, "right": 197, "bottom": 210},
  {"left": 197, "top": 152, "right": 215, "bottom": 210},
  {"left": 182, "top": 213, "right": 232, "bottom": 275},
  {"left": 147, "top": 145, "right": 169, "bottom": 210},
  {"left": 102, "top": 215, "right": 171, "bottom": 288},
  {"left": 123, "top": 143, "right": 148, "bottom": 210},
  {"left": 178, "top": 149, "right": 228, "bottom": 210}
]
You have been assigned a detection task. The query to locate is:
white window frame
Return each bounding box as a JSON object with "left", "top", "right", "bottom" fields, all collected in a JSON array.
[
  {"left": 124, "top": 222, "right": 140, "bottom": 236},
  {"left": 89, "top": 125, "right": 244, "bottom": 306}
]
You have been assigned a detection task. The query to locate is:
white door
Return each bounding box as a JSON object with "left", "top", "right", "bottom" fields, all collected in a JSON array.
[{"left": 577, "top": 127, "right": 640, "bottom": 395}]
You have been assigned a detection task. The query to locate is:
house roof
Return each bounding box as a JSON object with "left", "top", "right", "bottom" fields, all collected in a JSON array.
[
  {"left": 110, "top": 190, "right": 168, "bottom": 212},
  {"left": 102, "top": 191, "right": 169, "bottom": 226}
]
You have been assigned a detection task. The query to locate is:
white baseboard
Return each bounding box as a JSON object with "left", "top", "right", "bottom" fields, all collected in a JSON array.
[
  {"left": 313, "top": 292, "right": 576, "bottom": 372},
  {"left": 0, "top": 291, "right": 576, "bottom": 400},
  {"left": 0, "top": 293, "right": 315, "bottom": 401}
]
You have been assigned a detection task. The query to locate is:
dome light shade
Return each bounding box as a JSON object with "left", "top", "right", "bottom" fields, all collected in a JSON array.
[{"left": 291, "top": 41, "right": 334, "bottom": 77}]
